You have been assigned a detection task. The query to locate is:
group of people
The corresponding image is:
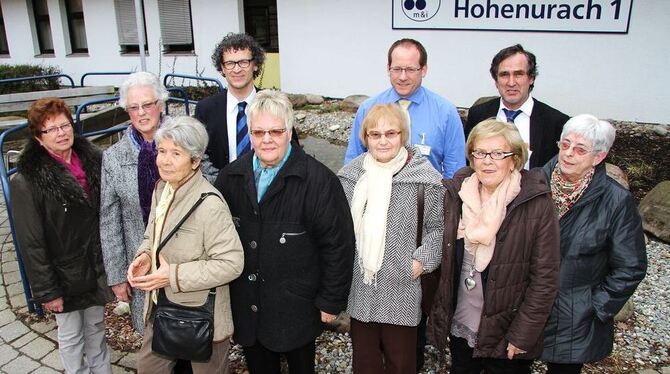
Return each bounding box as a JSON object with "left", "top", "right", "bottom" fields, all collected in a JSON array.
[{"left": 9, "top": 31, "right": 647, "bottom": 374}]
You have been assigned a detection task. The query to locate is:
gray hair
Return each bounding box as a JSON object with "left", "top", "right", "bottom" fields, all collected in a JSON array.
[
  {"left": 155, "top": 116, "right": 209, "bottom": 160},
  {"left": 118, "top": 71, "right": 169, "bottom": 109},
  {"left": 560, "top": 114, "right": 616, "bottom": 153},
  {"left": 248, "top": 90, "right": 294, "bottom": 132}
]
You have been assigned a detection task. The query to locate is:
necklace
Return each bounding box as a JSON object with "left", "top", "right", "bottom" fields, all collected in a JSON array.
[{"left": 464, "top": 247, "right": 477, "bottom": 290}]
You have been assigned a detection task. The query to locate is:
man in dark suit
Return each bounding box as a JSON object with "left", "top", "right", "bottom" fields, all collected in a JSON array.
[
  {"left": 466, "top": 44, "right": 569, "bottom": 168},
  {"left": 195, "top": 33, "right": 299, "bottom": 181}
]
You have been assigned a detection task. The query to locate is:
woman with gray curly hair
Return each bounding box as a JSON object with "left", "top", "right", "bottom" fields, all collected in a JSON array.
[
  {"left": 99, "top": 71, "right": 169, "bottom": 333},
  {"left": 128, "top": 116, "right": 244, "bottom": 373}
]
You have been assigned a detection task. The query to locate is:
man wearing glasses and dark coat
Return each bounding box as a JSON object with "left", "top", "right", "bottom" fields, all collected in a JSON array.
[{"left": 195, "top": 33, "right": 298, "bottom": 181}]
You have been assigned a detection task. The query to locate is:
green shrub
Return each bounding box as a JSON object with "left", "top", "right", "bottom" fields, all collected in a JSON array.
[{"left": 0, "top": 64, "right": 63, "bottom": 94}]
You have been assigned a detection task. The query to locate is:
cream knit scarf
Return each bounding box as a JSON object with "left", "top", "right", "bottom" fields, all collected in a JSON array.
[
  {"left": 457, "top": 170, "right": 521, "bottom": 272},
  {"left": 351, "top": 147, "right": 408, "bottom": 286}
]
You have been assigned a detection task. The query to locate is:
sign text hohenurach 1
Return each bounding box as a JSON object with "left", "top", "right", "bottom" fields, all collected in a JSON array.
[{"left": 393, "top": 0, "right": 633, "bottom": 33}]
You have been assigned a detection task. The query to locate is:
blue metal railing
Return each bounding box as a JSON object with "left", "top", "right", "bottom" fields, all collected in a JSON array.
[
  {"left": 0, "top": 74, "right": 76, "bottom": 88},
  {"left": 0, "top": 122, "right": 42, "bottom": 315},
  {"left": 166, "top": 87, "right": 191, "bottom": 116},
  {"left": 80, "top": 71, "right": 133, "bottom": 87},
  {"left": 163, "top": 73, "right": 225, "bottom": 92}
]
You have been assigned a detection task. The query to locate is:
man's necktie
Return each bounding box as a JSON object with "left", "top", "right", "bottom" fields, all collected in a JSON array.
[
  {"left": 398, "top": 99, "right": 412, "bottom": 143},
  {"left": 502, "top": 108, "right": 521, "bottom": 124},
  {"left": 236, "top": 102, "right": 250, "bottom": 157}
]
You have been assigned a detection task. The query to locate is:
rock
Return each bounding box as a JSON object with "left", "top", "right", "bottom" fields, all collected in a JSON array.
[
  {"left": 340, "top": 95, "right": 369, "bottom": 112},
  {"left": 113, "top": 301, "right": 130, "bottom": 316},
  {"left": 615, "top": 299, "right": 635, "bottom": 321},
  {"left": 638, "top": 181, "right": 670, "bottom": 243},
  {"left": 286, "top": 93, "right": 308, "bottom": 108},
  {"left": 606, "top": 163, "right": 630, "bottom": 190},
  {"left": 653, "top": 125, "right": 668, "bottom": 137},
  {"left": 295, "top": 113, "right": 306, "bottom": 121},
  {"left": 328, "top": 125, "right": 341, "bottom": 131},
  {"left": 305, "top": 94, "right": 324, "bottom": 105}
]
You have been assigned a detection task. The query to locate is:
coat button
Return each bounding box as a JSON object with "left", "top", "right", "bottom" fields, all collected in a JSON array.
[
  {"left": 249, "top": 241, "right": 257, "bottom": 249},
  {"left": 248, "top": 274, "right": 257, "bottom": 281},
  {"left": 251, "top": 305, "right": 258, "bottom": 312},
  {"left": 447, "top": 243, "right": 451, "bottom": 247}
]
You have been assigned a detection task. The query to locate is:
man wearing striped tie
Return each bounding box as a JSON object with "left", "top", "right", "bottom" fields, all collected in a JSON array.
[
  {"left": 195, "top": 33, "right": 298, "bottom": 182},
  {"left": 466, "top": 44, "right": 569, "bottom": 169},
  {"left": 344, "top": 38, "right": 465, "bottom": 180}
]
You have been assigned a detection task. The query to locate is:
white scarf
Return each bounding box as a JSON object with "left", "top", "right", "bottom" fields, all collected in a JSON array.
[
  {"left": 350, "top": 147, "right": 408, "bottom": 286},
  {"left": 457, "top": 170, "right": 521, "bottom": 272}
]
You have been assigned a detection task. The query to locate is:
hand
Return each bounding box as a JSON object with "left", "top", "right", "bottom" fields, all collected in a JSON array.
[
  {"left": 321, "top": 311, "right": 337, "bottom": 324},
  {"left": 43, "top": 297, "right": 64, "bottom": 313},
  {"left": 129, "top": 254, "right": 170, "bottom": 292},
  {"left": 127, "top": 253, "right": 151, "bottom": 287},
  {"left": 111, "top": 282, "right": 132, "bottom": 302},
  {"left": 507, "top": 342, "right": 526, "bottom": 359},
  {"left": 412, "top": 259, "right": 423, "bottom": 280}
]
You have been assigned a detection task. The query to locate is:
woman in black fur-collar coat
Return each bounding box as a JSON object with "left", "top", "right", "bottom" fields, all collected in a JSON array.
[{"left": 10, "top": 98, "right": 113, "bottom": 374}]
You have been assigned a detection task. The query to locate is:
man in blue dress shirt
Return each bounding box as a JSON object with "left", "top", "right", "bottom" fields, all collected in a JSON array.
[{"left": 344, "top": 38, "right": 465, "bottom": 179}]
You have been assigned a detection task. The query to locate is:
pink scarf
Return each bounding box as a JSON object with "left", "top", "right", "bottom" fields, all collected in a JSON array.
[{"left": 457, "top": 170, "right": 521, "bottom": 272}]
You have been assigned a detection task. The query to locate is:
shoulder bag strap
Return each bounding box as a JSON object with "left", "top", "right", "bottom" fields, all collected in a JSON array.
[{"left": 156, "top": 192, "right": 220, "bottom": 256}]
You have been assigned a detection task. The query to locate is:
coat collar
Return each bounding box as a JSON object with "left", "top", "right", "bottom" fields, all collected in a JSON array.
[{"left": 17, "top": 136, "right": 102, "bottom": 207}]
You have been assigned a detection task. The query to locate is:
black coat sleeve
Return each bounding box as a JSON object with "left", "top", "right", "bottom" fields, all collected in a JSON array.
[
  {"left": 307, "top": 170, "right": 355, "bottom": 315},
  {"left": 10, "top": 175, "right": 62, "bottom": 304}
]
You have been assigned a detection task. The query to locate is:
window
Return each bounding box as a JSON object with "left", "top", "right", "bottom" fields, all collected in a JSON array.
[
  {"left": 63, "top": 0, "right": 87, "bottom": 53},
  {"left": 114, "top": 0, "right": 148, "bottom": 54},
  {"left": 32, "top": 0, "right": 54, "bottom": 54},
  {"left": 157, "top": 0, "right": 194, "bottom": 54},
  {"left": 0, "top": 6, "right": 9, "bottom": 55},
  {"left": 244, "top": 0, "right": 279, "bottom": 53}
]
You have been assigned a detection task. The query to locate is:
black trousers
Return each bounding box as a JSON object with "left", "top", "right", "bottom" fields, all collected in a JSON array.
[
  {"left": 243, "top": 340, "right": 316, "bottom": 374},
  {"left": 449, "top": 335, "right": 532, "bottom": 374},
  {"left": 546, "top": 362, "right": 584, "bottom": 374}
]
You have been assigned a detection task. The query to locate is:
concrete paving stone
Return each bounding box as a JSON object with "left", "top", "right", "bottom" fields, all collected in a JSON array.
[
  {"left": 1, "top": 261, "right": 18, "bottom": 273},
  {"left": 0, "top": 308, "right": 15, "bottom": 327},
  {"left": 0, "top": 227, "right": 11, "bottom": 237},
  {"left": 1, "top": 241, "right": 14, "bottom": 251},
  {"left": 45, "top": 328, "right": 58, "bottom": 341},
  {"left": 0, "top": 354, "right": 39, "bottom": 374},
  {"left": 1, "top": 250, "right": 16, "bottom": 262},
  {"left": 9, "top": 293, "right": 28, "bottom": 308},
  {"left": 662, "top": 367, "right": 670, "bottom": 374},
  {"left": 0, "top": 286, "right": 5, "bottom": 297},
  {"left": 0, "top": 343, "right": 19, "bottom": 366},
  {"left": 30, "top": 320, "right": 56, "bottom": 334},
  {"left": 109, "top": 349, "right": 125, "bottom": 364},
  {"left": 0, "top": 298, "right": 8, "bottom": 311},
  {"left": 112, "top": 364, "right": 135, "bottom": 373},
  {"left": 12, "top": 330, "right": 37, "bottom": 348},
  {"left": 638, "top": 370, "right": 659, "bottom": 374},
  {"left": 31, "top": 367, "right": 60, "bottom": 374},
  {"left": 19, "top": 336, "right": 55, "bottom": 359},
  {"left": 116, "top": 351, "right": 137, "bottom": 369},
  {"left": 7, "top": 281, "right": 24, "bottom": 297},
  {"left": 41, "top": 349, "right": 64, "bottom": 371},
  {"left": 0, "top": 320, "right": 29, "bottom": 341}
]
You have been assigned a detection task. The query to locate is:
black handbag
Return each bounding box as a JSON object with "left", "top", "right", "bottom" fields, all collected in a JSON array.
[{"left": 150, "top": 192, "right": 219, "bottom": 361}]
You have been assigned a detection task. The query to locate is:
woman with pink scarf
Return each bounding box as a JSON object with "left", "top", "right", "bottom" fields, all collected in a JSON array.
[{"left": 428, "top": 119, "right": 560, "bottom": 374}]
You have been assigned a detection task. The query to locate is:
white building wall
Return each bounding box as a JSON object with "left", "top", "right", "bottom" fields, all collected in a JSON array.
[
  {"left": 277, "top": 0, "right": 670, "bottom": 123},
  {"left": 0, "top": 0, "right": 243, "bottom": 86}
]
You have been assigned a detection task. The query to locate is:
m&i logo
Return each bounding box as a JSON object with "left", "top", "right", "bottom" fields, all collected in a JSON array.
[{"left": 402, "top": 0, "right": 441, "bottom": 22}]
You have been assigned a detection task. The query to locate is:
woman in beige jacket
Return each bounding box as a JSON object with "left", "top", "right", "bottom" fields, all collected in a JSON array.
[{"left": 128, "top": 116, "right": 244, "bottom": 373}]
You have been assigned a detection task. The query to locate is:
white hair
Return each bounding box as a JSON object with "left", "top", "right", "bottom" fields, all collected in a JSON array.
[
  {"left": 118, "top": 71, "right": 169, "bottom": 109},
  {"left": 560, "top": 114, "right": 616, "bottom": 153},
  {"left": 155, "top": 116, "right": 209, "bottom": 160},
  {"left": 247, "top": 90, "right": 294, "bottom": 131}
]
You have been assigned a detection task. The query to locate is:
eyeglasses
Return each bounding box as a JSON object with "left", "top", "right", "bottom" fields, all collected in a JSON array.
[
  {"left": 250, "top": 128, "right": 287, "bottom": 138},
  {"left": 366, "top": 130, "right": 401, "bottom": 140},
  {"left": 40, "top": 122, "right": 72, "bottom": 135},
  {"left": 471, "top": 150, "right": 515, "bottom": 160},
  {"left": 222, "top": 58, "right": 254, "bottom": 70},
  {"left": 127, "top": 100, "right": 159, "bottom": 113},
  {"left": 556, "top": 140, "right": 593, "bottom": 156},
  {"left": 389, "top": 66, "right": 422, "bottom": 76}
]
